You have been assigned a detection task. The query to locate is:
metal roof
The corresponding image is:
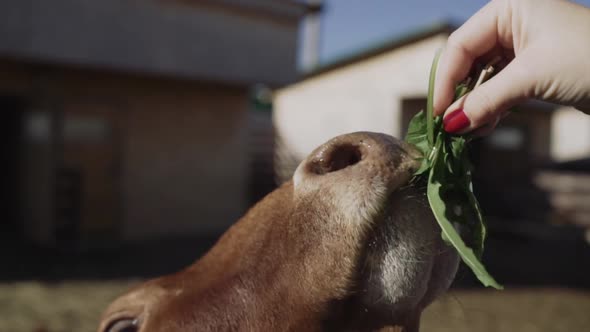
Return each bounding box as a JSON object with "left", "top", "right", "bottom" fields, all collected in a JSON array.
[{"left": 0, "top": 0, "right": 311, "bottom": 85}]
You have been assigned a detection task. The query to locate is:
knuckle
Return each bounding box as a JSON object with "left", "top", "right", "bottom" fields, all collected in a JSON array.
[
  {"left": 446, "top": 33, "right": 477, "bottom": 66},
  {"left": 446, "top": 33, "right": 468, "bottom": 56}
]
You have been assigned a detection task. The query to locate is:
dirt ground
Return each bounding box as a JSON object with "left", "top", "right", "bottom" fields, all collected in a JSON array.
[
  {"left": 421, "top": 288, "right": 590, "bottom": 332},
  {"left": 0, "top": 281, "right": 588, "bottom": 332}
]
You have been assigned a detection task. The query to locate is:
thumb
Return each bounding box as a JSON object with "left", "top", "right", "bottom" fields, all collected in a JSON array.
[{"left": 442, "top": 58, "right": 531, "bottom": 134}]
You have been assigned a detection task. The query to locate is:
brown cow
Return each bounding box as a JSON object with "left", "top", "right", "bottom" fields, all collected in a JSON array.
[{"left": 98, "top": 132, "right": 459, "bottom": 332}]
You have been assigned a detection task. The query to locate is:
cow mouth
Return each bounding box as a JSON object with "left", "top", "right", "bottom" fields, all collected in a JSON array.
[{"left": 352, "top": 181, "right": 458, "bottom": 323}]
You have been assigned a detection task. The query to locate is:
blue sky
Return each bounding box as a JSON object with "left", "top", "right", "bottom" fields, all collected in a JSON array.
[{"left": 318, "top": 0, "right": 590, "bottom": 63}]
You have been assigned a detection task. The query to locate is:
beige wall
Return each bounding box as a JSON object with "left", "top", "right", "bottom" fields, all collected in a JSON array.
[
  {"left": 1, "top": 61, "right": 249, "bottom": 243},
  {"left": 274, "top": 34, "right": 448, "bottom": 161},
  {"left": 274, "top": 35, "right": 590, "bottom": 168},
  {"left": 551, "top": 107, "right": 590, "bottom": 161}
]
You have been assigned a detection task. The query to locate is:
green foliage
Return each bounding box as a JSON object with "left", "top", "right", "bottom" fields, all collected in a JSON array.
[{"left": 404, "top": 50, "right": 503, "bottom": 289}]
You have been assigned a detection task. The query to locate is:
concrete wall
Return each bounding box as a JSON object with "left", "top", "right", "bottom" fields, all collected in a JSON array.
[
  {"left": 551, "top": 107, "right": 590, "bottom": 161},
  {"left": 274, "top": 34, "right": 448, "bottom": 160},
  {"left": 0, "top": 61, "right": 249, "bottom": 243}
]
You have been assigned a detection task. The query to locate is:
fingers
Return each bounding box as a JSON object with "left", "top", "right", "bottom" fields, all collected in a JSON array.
[
  {"left": 442, "top": 56, "right": 531, "bottom": 134},
  {"left": 434, "top": 0, "right": 514, "bottom": 116}
]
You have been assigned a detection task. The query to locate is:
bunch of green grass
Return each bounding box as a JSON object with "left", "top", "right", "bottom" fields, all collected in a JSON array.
[{"left": 405, "top": 50, "right": 503, "bottom": 289}]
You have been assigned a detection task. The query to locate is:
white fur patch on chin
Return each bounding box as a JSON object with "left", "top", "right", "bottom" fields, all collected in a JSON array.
[
  {"left": 372, "top": 207, "right": 460, "bottom": 312},
  {"left": 378, "top": 244, "right": 433, "bottom": 309}
]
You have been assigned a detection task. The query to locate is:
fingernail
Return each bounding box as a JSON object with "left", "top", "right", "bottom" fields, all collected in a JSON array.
[{"left": 443, "top": 109, "right": 470, "bottom": 133}]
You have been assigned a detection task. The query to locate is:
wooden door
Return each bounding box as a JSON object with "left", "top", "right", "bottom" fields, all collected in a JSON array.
[{"left": 57, "top": 102, "right": 122, "bottom": 249}]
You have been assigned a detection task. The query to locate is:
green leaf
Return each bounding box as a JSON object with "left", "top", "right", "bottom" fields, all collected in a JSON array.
[
  {"left": 426, "top": 49, "right": 442, "bottom": 146},
  {"left": 404, "top": 51, "right": 503, "bottom": 289},
  {"left": 406, "top": 110, "right": 432, "bottom": 175},
  {"left": 413, "top": 160, "right": 431, "bottom": 177},
  {"left": 461, "top": 155, "right": 486, "bottom": 258},
  {"left": 405, "top": 110, "right": 431, "bottom": 155},
  {"left": 427, "top": 141, "right": 503, "bottom": 289},
  {"left": 455, "top": 83, "right": 470, "bottom": 100}
]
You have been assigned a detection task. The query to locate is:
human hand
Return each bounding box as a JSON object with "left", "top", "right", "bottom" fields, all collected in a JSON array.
[{"left": 434, "top": 0, "right": 590, "bottom": 135}]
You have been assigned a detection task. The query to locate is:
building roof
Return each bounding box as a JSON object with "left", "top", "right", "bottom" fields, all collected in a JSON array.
[
  {"left": 0, "top": 0, "right": 313, "bottom": 86},
  {"left": 302, "top": 22, "right": 457, "bottom": 80},
  {"left": 172, "top": 0, "right": 322, "bottom": 18}
]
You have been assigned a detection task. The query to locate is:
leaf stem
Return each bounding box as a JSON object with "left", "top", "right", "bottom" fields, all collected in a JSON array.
[{"left": 426, "top": 49, "right": 442, "bottom": 145}]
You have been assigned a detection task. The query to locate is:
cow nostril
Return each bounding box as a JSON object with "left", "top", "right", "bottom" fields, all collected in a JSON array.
[
  {"left": 309, "top": 143, "right": 363, "bottom": 175},
  {"left": 329, "top": 144, "right": 362, "bottom": 172}
]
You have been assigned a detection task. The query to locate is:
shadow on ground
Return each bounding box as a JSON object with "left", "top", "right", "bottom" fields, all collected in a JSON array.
[
  {"left": 2, "top": 221, "right": 590, "bottom": 289},
  {"left": 0, "top": 234, "right": 219, "bottom": 282}
]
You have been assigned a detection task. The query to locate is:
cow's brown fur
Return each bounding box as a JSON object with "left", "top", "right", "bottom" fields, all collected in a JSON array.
[{"left": 98, "top": 132, "right": 459, "bottom": 332}]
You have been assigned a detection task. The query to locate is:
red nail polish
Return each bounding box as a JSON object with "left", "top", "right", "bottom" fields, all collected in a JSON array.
[{"left": 443, "top": 109, "right": 470, "bottom": 133}]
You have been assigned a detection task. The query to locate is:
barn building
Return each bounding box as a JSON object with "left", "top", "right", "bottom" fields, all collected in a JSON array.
[{"left": 0, "top": 0, "right": 319, "bottom": 249}]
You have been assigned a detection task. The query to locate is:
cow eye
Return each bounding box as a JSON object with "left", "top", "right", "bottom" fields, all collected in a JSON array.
[{"left": 105, "top": 318, "right": 139, "bottom": 332}]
